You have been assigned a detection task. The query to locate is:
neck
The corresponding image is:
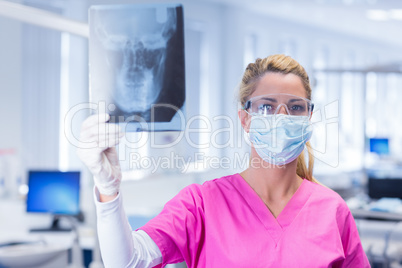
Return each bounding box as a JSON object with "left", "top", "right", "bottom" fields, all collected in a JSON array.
[{"left": 240, "top": 150, "right": 303, "bottom": 202}]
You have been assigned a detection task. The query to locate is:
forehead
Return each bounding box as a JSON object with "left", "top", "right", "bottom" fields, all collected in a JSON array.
[{"left": 251, "top": 72, "right": 307, "bottom": 99}]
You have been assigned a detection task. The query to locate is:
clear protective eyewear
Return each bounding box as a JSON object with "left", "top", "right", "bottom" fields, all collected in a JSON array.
[{"left": 243, "top": 93, "right": 314, "bottom": 118}]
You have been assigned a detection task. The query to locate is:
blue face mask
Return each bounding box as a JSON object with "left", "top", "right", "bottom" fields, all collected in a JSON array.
[{"left": 248, "top": 114, "right": 313, "bottom": 166}]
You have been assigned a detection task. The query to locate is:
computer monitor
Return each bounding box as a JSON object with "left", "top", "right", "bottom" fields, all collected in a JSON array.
[
  {"left": 369, "top": 138, "right": 389, "bottom": 155},
  {"left": 368, "top": 177, "right": 402, "bottom": 199},
  {"left": 26, "top": 170, "right": 80, "bottom": 232}
]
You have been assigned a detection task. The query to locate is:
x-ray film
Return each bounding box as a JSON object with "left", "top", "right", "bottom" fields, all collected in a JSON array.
[{"left": 89, "top": 4, "right": 185, "bottom": 131}]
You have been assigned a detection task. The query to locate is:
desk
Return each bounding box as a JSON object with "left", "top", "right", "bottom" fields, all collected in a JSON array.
[
  {"left": 351, "top": 209, "right": 402, "bottom": 267},
  {"left": 352, "top": 209, "right": 402, "bottom": 222},
  {"left": 0, "top": 241, "right": 69, "bottom": 268},
  {"left": 0, "top": 197, "right": 98, "bottom": 268}
]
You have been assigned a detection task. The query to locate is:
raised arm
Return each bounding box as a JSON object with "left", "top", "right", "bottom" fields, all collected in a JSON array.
[{"left": 76, "top": 113, "right": 162, "bottom": 267}]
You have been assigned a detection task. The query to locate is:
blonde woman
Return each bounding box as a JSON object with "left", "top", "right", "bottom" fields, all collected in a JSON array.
[{"left": 77, "top": 54, "right": 370, "bottom": 267}]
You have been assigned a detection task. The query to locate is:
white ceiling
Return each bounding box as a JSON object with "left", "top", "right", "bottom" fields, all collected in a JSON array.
[
  {"left": 5, "top": 0, "right": 402, "bottom": 46},
  {"left": 205, "top": 0, "right": 402, "bottom": 46}
]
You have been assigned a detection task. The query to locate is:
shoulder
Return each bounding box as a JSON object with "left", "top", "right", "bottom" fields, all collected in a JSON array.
[
  {"left": 306, "top": 179, "right": 346, "bottom": 202},
  {"left": 170, "top": 174, "right": 238, "bottom": 204},
  {"left": 201, "top": 173, "right": 238, "bottom": 188},
  {"left": 304, "top": 180, "right": 357, "bottom": 236},
  {"left": 198, "top": 173, "right": 242, "bottom": 198},
  {"left": 173, "top": 174, "right": 241, "bottom": 206},
  {"left": 304, "top": 179, "right": 352, "bottom": 217}
]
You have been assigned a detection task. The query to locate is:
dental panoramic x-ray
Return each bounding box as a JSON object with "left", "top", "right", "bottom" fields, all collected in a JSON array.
[{"left": 89, "top": 4, "right": 185, "bottom": 131}]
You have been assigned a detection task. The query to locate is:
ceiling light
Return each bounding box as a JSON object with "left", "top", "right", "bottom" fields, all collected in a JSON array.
[
  {"left": 343, "top": 0, "right": 354, "bottom": 5},
  {"left": 389, "top": 9, "right": 402, "bottom": 20},
  {"left": 366, "top": 9, "right": 389, "bottom": 21}
]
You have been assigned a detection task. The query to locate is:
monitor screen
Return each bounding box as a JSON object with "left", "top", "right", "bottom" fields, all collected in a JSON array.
[
  {"left": 26, "top": 171, "right": 80, "bottom": 215},
  {"left": 369, "top": 138, "right": 389, "bottom": 155}
]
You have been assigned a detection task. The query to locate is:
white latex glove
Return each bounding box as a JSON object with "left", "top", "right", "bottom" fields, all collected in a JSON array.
[{"left": 76, "top": 113, "right": 124, "bottom": 196}]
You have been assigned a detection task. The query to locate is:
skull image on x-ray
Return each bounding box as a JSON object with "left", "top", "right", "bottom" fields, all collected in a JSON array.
[{"left": 89, "top": 4, "right": 185, "bottom": 126}]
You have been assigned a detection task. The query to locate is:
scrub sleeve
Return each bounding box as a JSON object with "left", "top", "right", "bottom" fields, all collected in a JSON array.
[{"left": 139, "top": 184, "right": 205, "bottom": 267}]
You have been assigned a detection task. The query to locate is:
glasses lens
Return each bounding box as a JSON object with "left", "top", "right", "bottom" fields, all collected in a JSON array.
[
  {"left": 249, "top": 94, "right": 312, "bottom": 117},
  {"left": 253, "top": 98, "right": 276, "bottom": 115},
  {"left": 286, "top": 99, "right": 309, "bottom": 116}
]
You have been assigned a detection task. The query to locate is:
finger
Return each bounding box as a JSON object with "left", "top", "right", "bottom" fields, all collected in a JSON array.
[
  {"left": 78, "top": 132, "right": 122, "bottom": 151},
  {"left": 81, "top": 113, "right": 110, "bottom": 131},
  {"left": 80, "top": 123, "right": 122, "bottom": 142},
  {"left": 104, "top": 147, "right": 120, "bottom": 166},
  {"left": 76, "top": 132, "right": 121, "bottom": 154},
  {"left": 76, "top": 146, "right": 103, "bottom": 169},
  {"left": 96, "top": 134, "right": 123, "bottom": 149},
  {"left": 80, "top": 123, "right": 124, "bottom": 141}
]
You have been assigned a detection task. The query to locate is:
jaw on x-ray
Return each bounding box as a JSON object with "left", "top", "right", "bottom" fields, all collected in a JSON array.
[{"left": 89, "top": 4, "right": 185, "bottom": 131}]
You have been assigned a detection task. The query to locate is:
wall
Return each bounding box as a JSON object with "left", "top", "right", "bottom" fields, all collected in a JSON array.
[
  {"left": 1, "top": 0, "right": 402, "bottom": 203},
  {"left": 0, "top": 16, "right": 22, "bottom": 152}
]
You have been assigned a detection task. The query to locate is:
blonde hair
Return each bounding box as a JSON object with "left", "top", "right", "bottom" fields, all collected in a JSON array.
[{"left": 240, "top": 54, "right": 318, "bottom": 184}]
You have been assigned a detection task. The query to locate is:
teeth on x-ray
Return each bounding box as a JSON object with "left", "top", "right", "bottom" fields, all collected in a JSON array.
[{"left": 89, "top": 4, "right": 185, "bottom": 131}]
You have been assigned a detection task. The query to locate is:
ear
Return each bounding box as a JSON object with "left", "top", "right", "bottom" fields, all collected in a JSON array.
[{"left": 238, "top": 109, "right": 251, "bottom": 133}]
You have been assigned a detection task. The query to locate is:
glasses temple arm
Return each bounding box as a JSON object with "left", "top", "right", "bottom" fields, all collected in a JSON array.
[{"left": 243, "top": 100, "right": 251, "bottom": 110}]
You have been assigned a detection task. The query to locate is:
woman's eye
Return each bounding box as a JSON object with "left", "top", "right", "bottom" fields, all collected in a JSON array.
[
  {"left": 258, "top": 104, "right": 273, "bottom": 113},
  {"left": 290, "top": 105, "right": 305, "bottom": 111}
]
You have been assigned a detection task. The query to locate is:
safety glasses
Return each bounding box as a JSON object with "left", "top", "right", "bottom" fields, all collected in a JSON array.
[{"left": 243, "top": 93, "right": 314, "bottom": 118}]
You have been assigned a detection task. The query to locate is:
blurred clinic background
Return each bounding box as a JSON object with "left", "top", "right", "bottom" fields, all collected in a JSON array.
[{"left": 1, "top": 0, "right": 402, "bottom": 267}]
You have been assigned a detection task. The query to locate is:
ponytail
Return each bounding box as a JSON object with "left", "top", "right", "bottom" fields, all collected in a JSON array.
[{"left": 296, "top": 141, "right": 322, "bottom": 185}]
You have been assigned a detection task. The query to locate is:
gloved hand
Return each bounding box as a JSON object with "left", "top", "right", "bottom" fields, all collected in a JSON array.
[{"left": 76, "top": 113, "right": 124, "bottom": 196}]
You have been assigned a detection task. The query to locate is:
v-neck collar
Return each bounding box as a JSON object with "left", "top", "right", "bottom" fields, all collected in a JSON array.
[{"left": 230, "top": 173, "right": 313, "bottom": 245}]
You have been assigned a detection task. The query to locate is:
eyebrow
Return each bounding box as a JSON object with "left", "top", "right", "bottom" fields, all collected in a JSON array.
[
  {"left": 257, "top": 98, "right": 306, "bottom": 103},
  {"left": 259, "top": 97, "right": 277, "bottom": 102},
  {"left": 288, "top": 99, "right": 305, "bottom": 103}
]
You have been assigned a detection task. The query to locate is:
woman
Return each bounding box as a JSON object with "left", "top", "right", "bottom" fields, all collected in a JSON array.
[{"left": 77, "top": 54, "right": 370, "bottom": 267}]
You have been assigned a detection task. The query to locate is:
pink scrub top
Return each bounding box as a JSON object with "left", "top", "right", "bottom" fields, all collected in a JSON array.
[{"left": 140, "top": 173, "right": 370, "bottom": 267}]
